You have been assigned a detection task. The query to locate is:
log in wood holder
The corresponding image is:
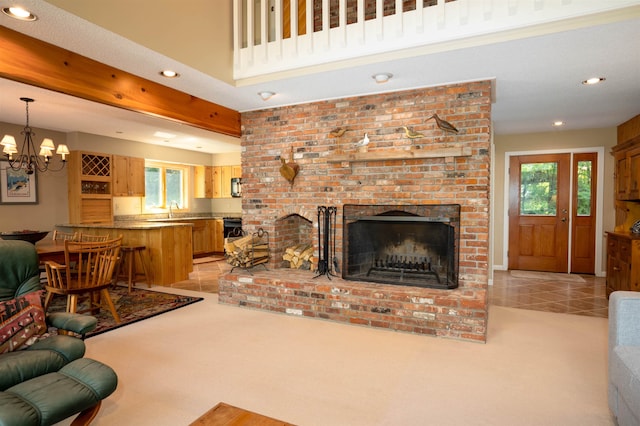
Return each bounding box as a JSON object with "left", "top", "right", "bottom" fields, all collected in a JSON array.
[{"left": 225, "top": 228, "right": 270, "bottom": 273}]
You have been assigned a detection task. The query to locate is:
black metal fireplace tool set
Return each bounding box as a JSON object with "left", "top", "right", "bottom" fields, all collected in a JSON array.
[{"left": 314, "top": 206, "right": 339, "bottom": 279}]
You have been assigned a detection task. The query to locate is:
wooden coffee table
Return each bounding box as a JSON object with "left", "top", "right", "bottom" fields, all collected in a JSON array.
[{"left": 190, "top": 402, "right": 294, "bottom": 426}]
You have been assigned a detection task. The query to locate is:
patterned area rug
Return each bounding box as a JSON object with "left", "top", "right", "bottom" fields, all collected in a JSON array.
[
  {"left": 509, "top": 270, "right": 586, "bottom": 283},
  {"left": 47, "top": 286, "right": 203, "bottom": 338}
]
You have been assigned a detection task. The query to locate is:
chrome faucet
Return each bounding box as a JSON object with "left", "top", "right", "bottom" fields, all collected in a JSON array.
[{"left": 168, "top": 201, "right": 180, "bottom": 218}]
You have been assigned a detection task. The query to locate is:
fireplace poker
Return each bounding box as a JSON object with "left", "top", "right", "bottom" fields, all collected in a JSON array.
[
  {"left": 314, "top": 206, "right": 337, "bottom": 279},
  {"left": 330, "top": 206, "right": 340, "bottom": 273}
]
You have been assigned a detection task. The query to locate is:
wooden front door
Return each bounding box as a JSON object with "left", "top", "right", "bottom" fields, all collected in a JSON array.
[
  {"left": 508, "top": 154, "right": 571, "bottom": 273},
  {"left": 508, "top": 152, "right": 597, "bottom": 274},
  {"left": 570, "top": 152, "right": 597, "bottom": 274}
]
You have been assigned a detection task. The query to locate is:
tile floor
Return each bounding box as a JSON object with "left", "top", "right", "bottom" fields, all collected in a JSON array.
[
  {"left": 166, "top": 256, "right": 230, "bottom": 294},
  {"left": 490, "top": 270, "right": 608, "bottom": 318},
  {"left": 167, "top": 258, "right": 609, "bottom": 318}
]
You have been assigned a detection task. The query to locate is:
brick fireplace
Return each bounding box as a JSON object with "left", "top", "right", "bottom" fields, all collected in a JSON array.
[{"left": 219, "top": 81, "right": 491, "bottom": 342}]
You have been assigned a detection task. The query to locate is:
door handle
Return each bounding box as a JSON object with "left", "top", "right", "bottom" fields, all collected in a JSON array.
[{"left": 561, "top": 217, "right": 567, "bottom": 223}]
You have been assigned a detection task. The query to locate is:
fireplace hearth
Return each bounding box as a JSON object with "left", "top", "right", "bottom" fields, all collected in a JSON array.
[
  {"left": 342, "top": 204, "right": 460, "bottom": 289},
  {"left": 223, "top": 81, "right": 491, "bottom": 342}
]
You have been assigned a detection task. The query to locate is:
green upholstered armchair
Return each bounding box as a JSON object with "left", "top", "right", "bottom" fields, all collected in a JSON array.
[{"left": 0, "top": 240, "right": 118, "bottom": 425}]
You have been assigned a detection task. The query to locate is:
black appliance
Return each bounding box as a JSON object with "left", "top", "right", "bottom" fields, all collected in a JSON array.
[{"left": 223, "top": 217, "right": 242, "bottom": 238}]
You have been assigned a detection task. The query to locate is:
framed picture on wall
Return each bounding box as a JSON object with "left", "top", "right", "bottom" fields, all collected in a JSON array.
[{"left": 0, "top": 161, "right": 38, "bottom": 204}]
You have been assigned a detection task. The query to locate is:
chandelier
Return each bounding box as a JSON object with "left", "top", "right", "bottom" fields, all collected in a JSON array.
[{"left": 1, "top": 97, "right": 69, "bottom": 174}]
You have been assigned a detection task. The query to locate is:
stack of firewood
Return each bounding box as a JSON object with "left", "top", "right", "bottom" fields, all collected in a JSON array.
[
  {"left": 224, "top": 234, "right": 269, "bottom": 268},
  {"left": 282, "top": 243, "right": 316, "bottom": 270}
]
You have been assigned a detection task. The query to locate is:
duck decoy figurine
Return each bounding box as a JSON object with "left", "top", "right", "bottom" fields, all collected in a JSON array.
[
  {"left": 355, "top": 133, "right": 370, "bottom": 147},
  {"left": 329, "top": 127, "right": 348, "bottom": 138},
  {"left": 428, "top": 114, "right": 459, "bottom": 134},
  {"left": 402, "top": 126, "right": 424, "bottom": 139}
]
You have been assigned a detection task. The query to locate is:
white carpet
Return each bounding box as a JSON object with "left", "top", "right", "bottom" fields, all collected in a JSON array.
[
  {"left": 510, "top": 270, "right": 586, "bottom": 283},
  {"left": 69, "top": 287, "right": 611, "bottom": 426}
]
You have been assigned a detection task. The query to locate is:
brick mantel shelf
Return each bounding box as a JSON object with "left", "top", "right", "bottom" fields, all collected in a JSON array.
[{"left": 326, "top": 146, "right": 473, "bottom": 163}]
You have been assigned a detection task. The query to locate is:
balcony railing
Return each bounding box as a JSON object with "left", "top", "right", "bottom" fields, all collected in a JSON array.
[{"left": 233, "top": 0, "right": 640, "bottom": 80}]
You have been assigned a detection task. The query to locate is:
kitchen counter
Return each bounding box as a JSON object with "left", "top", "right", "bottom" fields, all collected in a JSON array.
[
  {"left": 57, "top": 221, "right": 194, "bottom": 229},
  {"left": 56, "top": 223, "right": 193, "bottom": 286}
]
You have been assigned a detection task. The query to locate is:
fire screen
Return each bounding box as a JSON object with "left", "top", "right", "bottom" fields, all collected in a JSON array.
[{"left": 342, "top": 204, "right": 460, "bottom": 289}]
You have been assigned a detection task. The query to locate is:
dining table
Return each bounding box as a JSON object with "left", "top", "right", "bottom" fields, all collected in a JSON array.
[{"left": 35, "top": 239, "right": 67, "bottom": 264}]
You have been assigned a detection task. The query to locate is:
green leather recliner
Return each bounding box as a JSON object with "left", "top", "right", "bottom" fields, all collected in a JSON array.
[{"left": 0, "top": 240, "right": 118, "bottom": 426}]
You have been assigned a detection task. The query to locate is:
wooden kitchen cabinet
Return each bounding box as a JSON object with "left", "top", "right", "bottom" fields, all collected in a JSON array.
[
  {"left": 195, "top": 164, "right": 241, "bottom": 198},
  {"left": 606, "top": 232, "right": 640, "bottom": 296},
  {"left": 212, "top": 167, "right": 222, "bottom": 198},
  {"left": 194, "top": 165, "right": 214, "bottom": 198},
  {"left": 212, "top": 219, "right": 224, "bottom": 252},
  {"left": 113, "top": 155, "right": 145, "bottom": 197},
  {"left": 172, "top": 219, "right": 224, "bottom": 256},
  {"left": 191, "top": 220, "right": 210, "bottom": 256},
  {"left": 68, "top": 151, "right": 113, "bottom": 223},
  {"left": 220, "top": 166, "right": 233, "bottom": 198}
]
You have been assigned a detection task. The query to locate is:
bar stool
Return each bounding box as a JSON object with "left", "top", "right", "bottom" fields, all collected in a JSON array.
[{"left": 118, "top": 245, "right": 151, "bottom": 293}]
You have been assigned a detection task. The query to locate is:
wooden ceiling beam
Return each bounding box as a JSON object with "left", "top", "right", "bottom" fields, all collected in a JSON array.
[{"left": 0, "top": 25, "right": 241, "bottom": 138}]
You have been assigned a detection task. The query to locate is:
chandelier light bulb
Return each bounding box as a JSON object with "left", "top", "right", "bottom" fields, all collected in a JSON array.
[{"left": 3, "top": 98, "right": 67, "bottom": 174}]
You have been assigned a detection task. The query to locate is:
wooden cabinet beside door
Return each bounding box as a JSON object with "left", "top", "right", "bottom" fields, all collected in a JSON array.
[{"left": 606, "top": 232, "right": 640, "bottom": 296}]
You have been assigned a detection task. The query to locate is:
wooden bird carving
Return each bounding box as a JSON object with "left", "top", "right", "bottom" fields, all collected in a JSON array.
[
  {"left": 328, "top": 127, "right": 349, "bottom": 138},
  {"left": 355, "top": 133, "right": 370, "bottom": 147},
  {"left": 402, "top": 126, "right": 424, "bottom": 139},
  {"left": 279, "top": 148, "right": 299, "bottom": 185},
  {"left": 428, "top": 114, "right": 459, "bottom": 134}
]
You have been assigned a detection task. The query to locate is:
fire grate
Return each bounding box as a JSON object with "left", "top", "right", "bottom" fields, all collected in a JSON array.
[
  {"left": 368, "top": 255, "right": 440, "bottom": 283},
  {"left": 343, "top": 204, "right": 460, "bottom": 289}
]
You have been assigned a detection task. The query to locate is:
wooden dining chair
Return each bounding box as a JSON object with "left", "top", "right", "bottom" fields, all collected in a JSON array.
[
  {"left": 43, "top": 236, "right": 123, "bottom": 323},
  {"left": 39, "top": 231, "right": 79, "bottom": 284},
  {"left": 79, "top": 233, "right": 110, "bottom": 242},
  {"left": 52, "top": 230, "right": 78, "bottom": 241}
]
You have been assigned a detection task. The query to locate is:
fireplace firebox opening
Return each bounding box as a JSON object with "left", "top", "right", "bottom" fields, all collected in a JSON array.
[{"left": 342, "top": 204, "right": 460, "bottom": 289}]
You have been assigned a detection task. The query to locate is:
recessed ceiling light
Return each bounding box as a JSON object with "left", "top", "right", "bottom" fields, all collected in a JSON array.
[
  {"left": 582, "top": 77, "right": 605, "bottom": 85},
  {"left": 160, "top": 70, "right": 179, "bottom": 78},
  {"left": 2, "top": 6, "right": 37, "bottom": 21},
  {"left": 258, "top": 91, "right": 275, "bottom": 101},
  {"left": 372, "top": 73, "right": 393, "bottom": 83},
  {"left": 553, "top": 121, "right": 565, "bottom": 127},
  {"left": 154, "top": 131, "right": 176, "bottom": 139}
]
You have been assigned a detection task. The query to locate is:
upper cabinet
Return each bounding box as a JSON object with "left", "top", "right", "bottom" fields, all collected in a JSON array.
[
  {"left": 68, "top": 151, "right": 113, "bottom": 223},
  {"left": 195, "top": 165, "right": 241, "bottom": 199},
  {"left": 194, "top": 165, "right": 214, "bottom": 198},
  {"left": 113, "top": 155, "right": 145, "bottom": 197},
  {"left": 613, "top": 114, "right": 640, "bottom": 202}
]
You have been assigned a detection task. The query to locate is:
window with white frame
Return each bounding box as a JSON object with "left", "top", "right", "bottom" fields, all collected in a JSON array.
[{"left": 144, "top": 161, "right": 189, "bottom": 212}]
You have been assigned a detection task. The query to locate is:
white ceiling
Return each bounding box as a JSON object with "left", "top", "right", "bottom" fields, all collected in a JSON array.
[{"left": 1, "top": 1, "right": 639, "bottom": 154}]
